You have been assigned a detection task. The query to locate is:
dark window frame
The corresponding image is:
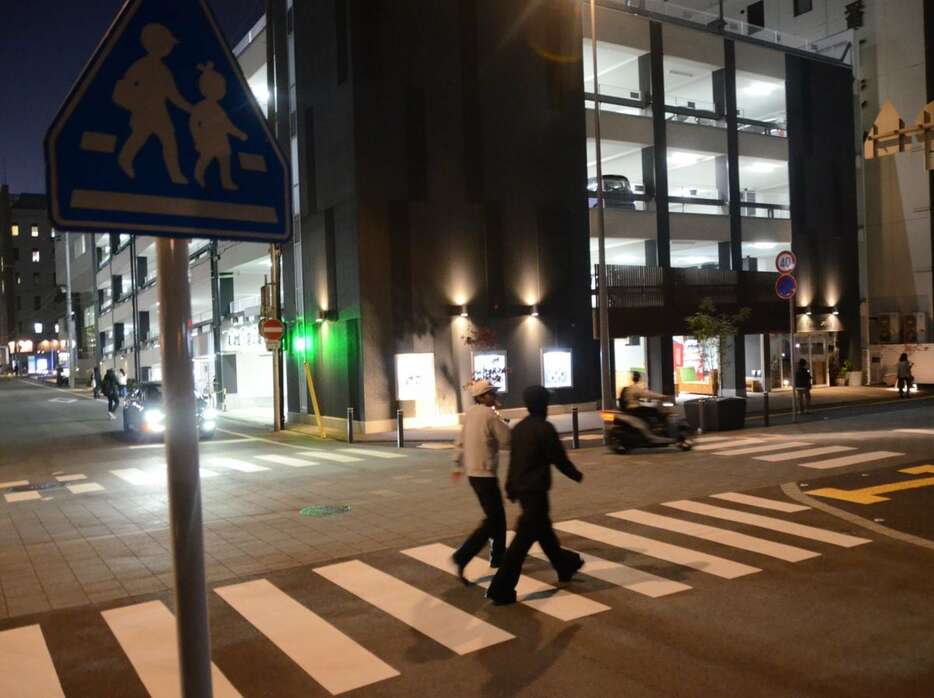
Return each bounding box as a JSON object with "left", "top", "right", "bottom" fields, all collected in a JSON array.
[{"left": 793, "top": 0, "right": 813, "bottom": 17}]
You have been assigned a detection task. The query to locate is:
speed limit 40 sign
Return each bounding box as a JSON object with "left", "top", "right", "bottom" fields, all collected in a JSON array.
[{"left": 775, "top": 250, "right": 797, "bottom": 274}]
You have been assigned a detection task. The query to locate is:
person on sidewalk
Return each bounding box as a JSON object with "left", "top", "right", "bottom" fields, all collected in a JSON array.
[
  {"left": 92, "top": 366, "right": 102, "bottom": 400},
  {"left": 486, "top": 385, "right": 584, "bottom": 606},
  {"left": 896, "top": 353, "right": 913, "bottom": 398},
  {"left": 117, "top": 368, "right": 128, "bottom": 397},
  {"left": 102, "top": 369, "right": 119, "bottom": 419},
  {"left": 795, "top": 358, "right": 812, "bottom": 414},
  {"left": 451, "top": 379, "right": 512, "bottom": 583}
]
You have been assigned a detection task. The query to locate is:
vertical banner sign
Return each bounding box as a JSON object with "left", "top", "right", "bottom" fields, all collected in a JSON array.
[{"left": 45, "top": 1, "right": 290, "bottom": 695}]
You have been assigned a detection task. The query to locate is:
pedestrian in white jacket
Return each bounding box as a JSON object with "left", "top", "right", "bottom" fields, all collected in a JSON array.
[{"left": 451, "top": 379, "right": 511, "bottom": 584}]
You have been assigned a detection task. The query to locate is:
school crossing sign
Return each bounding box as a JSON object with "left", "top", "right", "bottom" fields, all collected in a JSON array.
[{"left": 45, "top": 0, "right": 289, "bottom": 242}]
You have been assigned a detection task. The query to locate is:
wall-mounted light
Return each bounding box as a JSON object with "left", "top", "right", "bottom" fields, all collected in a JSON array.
[
  {"left": 531, "top": 304, "right": 540, "bottom": 317},
  {"left": 805, "top": 307, "right": 813, "bottom": 316},
  {"left": 460, "top": 305, "right": 469, "bottom": 318},
  {"left": 832, "top": 307, "right": 839, "bottom": 316},
  {"left": 316, "top": 309, "right": 337, "bottom": 323}
]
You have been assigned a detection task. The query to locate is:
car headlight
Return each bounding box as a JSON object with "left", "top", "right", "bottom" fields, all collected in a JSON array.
[
  {"left": 144, "top": 409, "right": 165, "bottom": 424},
  {"left": 202, "top": 407, "right": 217, "bottom": 420}
]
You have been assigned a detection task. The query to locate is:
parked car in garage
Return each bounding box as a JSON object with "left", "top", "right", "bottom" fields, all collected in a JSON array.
[{"left": 587, "top": 174, "right": 637, "bottom": 209}]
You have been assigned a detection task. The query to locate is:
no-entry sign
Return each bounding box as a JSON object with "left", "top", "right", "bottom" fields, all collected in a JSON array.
[{"left": 259, "top": 318, "right": 285, "bottom": 347}]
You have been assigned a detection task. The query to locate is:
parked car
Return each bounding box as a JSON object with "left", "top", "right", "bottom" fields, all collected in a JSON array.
[
  {"left": 587, "top": 174, "right": 637, "bottom": 209},
  {"left": 122, "top": 382, "right": 217, "bottom": 440}
]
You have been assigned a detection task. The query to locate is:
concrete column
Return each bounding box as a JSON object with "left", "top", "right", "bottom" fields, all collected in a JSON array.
[
  {"left": 645, "top": 240, "right": 658, "bottom": 267},
  {"left": 647, "top": 335, "right": 675, "bottom": 396},
  {"left": 719, "top": 334, "right": 747, "bottom": 397},
  {"left": 718, "top": 241, "right": 732, "bottom": 271}
]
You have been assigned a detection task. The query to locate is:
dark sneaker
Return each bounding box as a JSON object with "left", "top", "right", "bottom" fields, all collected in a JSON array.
[
  {"left": 451, "top": 555, "right": 470, "bottom": 586},
  {"left": 558, "top": 554, "right": 584, "bottom": 583},
  {"left": 485, "top": 588, "right": 517, "bottom": 605},
  {"left": 489, "top": 554, "right": 504, "bottom": 569}
]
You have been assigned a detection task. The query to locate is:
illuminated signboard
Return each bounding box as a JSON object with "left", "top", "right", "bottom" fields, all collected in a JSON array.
[
  {"left": 395, "top": 352, "right": 436, "bottom": 401},
  {"left": 542, "top": 348, "right": 573, "bottom": 389},
  {"left": 472, "top": 350, "right": 507, "bottom": 392}
]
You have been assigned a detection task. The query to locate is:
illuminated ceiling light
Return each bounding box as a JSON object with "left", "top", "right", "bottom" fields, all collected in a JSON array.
[
  {"left": 751, "top": 242, "right": 777, "bottom": 250},
  {"left": 746, "top": 161, "right": 780, "bottom": 174},
  {"left": 743, "top": 80, "right": 780, "bottom": 97},
  {"left": 668, "top": 151, "right": 702, "bottom": 167}
]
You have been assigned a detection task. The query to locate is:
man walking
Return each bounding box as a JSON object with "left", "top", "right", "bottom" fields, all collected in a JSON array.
[
  {"left": 451, "top": 379, "right": 512, "bottom": 583},
  {"left": 102, "top": 369, "right": 119, "bottom": 420},
  {"left": 486, "top": 385, "right": 584, "bottom": 605}
]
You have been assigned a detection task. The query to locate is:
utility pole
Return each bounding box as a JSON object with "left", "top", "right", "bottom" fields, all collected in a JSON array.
[
  {"left": 590, "top": 0, "right": 613, "bottom": 410},
  {"left": 129, "top": 235, "right": 141, "bottom": 381},
  {"left": 209, "top": 240, "right": 225, "bottom": 410}
]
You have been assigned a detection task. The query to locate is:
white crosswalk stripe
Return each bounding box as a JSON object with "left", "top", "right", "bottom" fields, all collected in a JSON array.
[
  {"left": 895, "top": 428, "right": 934, "bottom": 435},
  {"left": 3, "top": 491, "right": 40, "bottom": 503},
  {"left": 341, "top": 448, "right": 407, "bottom": 459},
  {"left": 710, "top": 492, "right": 809, "bottom": 513},
  {"left": 66, "top": 482, "right": 105, "bottom": 494},
  {"left": 755, "top": 445, "right": 856, "bottom": 462},
  {"left": 609, "top": 509, "right": 819, "bottom": 562},
  {"left": 797, "top": 451, "right": 903, "bottom": 470},
  {"left": 0, "top": 480, "right": 29, "bottom": 489},
  {"left": 0, "top": 625, "right": 65, "bottom": 698},
  {"left": 215, "top": 578, "right": 399, "bottom": 695},
  {"left": 54, "top": 474, "right": 86, "bottom": 482},
  {"left": 207, "top": 456, "right": 270, "bottom": 473},
  {"left": 528, "top": 543, "right": 691, "bottom": 598},
  {"left": 200, "top": 468, "right": 220, "bottom": 478},
  {"left": 315, "top": 560, "right": 514, "bottom": 654},
  {"left": 712, "top": 441, "right": 812, "bottom": 456},
  {"left": 554, "top": 520, "right": 760, "bottom": 579},
  {"left": 255, "top": 454, "right": 318, "bottom": 467},
  {"left": 662, "top": 501, "right": 872, "bottom": 547},
  {"left": 297, "top": 450, "right": 363, "bottom": 463},
  {"left": 102, "top": 601, "right": 241, "bottom": 698},
  {"left": 693, "top": 438, "right": 766, "bottom": 451},
  {"left": 402, "top": 542, "right": 610, "bottom": 621},
  {"left": 110, "top": 468, "right": 161, "bottom": 486}
]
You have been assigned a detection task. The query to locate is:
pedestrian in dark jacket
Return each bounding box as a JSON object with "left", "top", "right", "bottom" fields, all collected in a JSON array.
[
  {"left": 102, "top": 369, "right": 119, "bottom": 419},
  {"left": 92, "top": 366, "right": 102, "bottom": 399},
  {"left": 896, "top": 353, "right": 913, "bottom": 398},
  {"left": 485, "top": 385, "right": 584, "bottom": 605},
  {"left": 794, "top": 358, "right": 812, "bottom": 414}
]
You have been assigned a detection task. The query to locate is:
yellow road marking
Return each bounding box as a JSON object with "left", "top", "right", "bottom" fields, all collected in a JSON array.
[{"left": 809, "top": 465, "right": 934, "bottom": 504}]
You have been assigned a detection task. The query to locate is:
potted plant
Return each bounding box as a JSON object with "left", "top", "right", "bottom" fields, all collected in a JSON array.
[
  {"left": 683, "top": 298, "right": 752, "bottom": 431},
  {"left": 836, "top": 360, "right": 852, "bottom": 386}
]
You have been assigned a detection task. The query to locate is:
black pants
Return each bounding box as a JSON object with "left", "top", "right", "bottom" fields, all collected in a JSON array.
[
  {"left": 487, "top": 492, "right": 579, "bottom": 600},
  {"left": 453, "top": 477, "right": 506, "bottom": 567},
  {"left": 107, "top": 393, "right": 119, "bottom": 413}
]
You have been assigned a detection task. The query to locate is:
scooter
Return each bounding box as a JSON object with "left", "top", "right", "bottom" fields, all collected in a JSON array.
[{"left": 601, "top": 400, "right": 695, "bottom": 454}]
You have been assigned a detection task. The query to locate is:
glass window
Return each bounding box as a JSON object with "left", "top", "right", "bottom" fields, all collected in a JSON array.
[
  {"left": 55, "top": 322, "right": 60, "bottom": 334},
  {"left": 34, "top": 322, "right": 43, "bottom": 334},
  {"left": 30, "top": 226, "right": 39, "bottom": 238},
  {"left": 33, "top": 272, "right": 40, "bottom": 285},
  {"left": 51, "top": 229, "right": 56, "bottom": 239},
  {"left": 33, "top": 296, "right": 40, "bottom": 310},
  {"left": 32, "top": 249, "right": 40, "bottom": 263},
  {"left": 794, "top": 0, "right": 813, "bottom": 17},
  {"left": 11, "top": 225, "right": 19, "bottom": 237},
  {"left": 15, "top": 273, "right": 21, "bottom": 285},
  {"left": 662, "top": 24, "right": 725, "bottom": 128}
]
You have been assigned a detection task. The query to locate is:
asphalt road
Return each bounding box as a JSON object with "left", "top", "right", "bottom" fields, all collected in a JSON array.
[{"left": 0, "top": 377, "right": 933, "bottom": 697}]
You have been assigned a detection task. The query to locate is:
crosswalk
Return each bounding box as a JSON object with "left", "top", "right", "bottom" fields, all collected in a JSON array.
[
  {"left": 0, "top": 446, "right": 408, "bottom": 504},
  {"left": 0, "top": 489, "right": 874, "bottom": 697},
  {"left": 691, "top": 435, "right": 904, "bottom": 470}
]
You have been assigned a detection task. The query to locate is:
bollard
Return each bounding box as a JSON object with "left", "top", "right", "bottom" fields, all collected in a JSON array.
[
  {"left": 697, "top": 398, "right": 706, "bottom": 435},
  {"left": 396, "top": 409, "right": 405, "bottom": 448},
  {"left": 762, "top": 392, "right": 770, "bottom": 427},
  {"left": 571, "top": 407, "right": 581, "bottom": 449},
  {"left": 346, "top": 407, "right": 355, "bottom": 443}
]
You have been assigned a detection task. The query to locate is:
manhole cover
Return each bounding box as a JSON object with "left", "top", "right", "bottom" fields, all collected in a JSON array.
[{"left": 300, "top": 504, "right": 351, "bottom": 518}]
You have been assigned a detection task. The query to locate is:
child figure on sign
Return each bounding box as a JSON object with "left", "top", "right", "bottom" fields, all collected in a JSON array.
[{"left": 190, "top": 62, "right": 247, "bottom": 190}]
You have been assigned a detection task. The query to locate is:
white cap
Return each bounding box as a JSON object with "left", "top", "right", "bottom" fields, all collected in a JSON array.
[{"left": 467, "top": 379, "right": 497, "bottom": 398}]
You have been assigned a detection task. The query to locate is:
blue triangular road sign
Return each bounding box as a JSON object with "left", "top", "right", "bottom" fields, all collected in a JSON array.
[{"left": 45, "top": 0, "right": 290, "bottom": 242}]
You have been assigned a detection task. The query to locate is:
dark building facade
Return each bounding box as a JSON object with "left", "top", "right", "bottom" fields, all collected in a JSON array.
[
  {"left": 264, "top": 0, "right": 860, "bottom": 429},
  {"left": 0, "top": 186, "right": 66, "bottom": 373}
]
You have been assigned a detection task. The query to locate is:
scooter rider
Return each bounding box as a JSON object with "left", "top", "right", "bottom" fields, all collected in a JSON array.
[{"left": 618, "top": 371, "right": 670, "bottom": 443}]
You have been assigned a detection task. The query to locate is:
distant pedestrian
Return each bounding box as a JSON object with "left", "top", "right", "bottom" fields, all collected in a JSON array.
[
  {"left": 485, "top": 385, "right": 584, "bottom": 606},
  {"left": 117, "top": 368, "right": 128, "bottom": 397},
  {"left": 102, "top": 369, "right": 119, "bottom": 419},
  {"left": 451, "top": 379, "right": 512, "bottom": 584},
  {"left": 92, "top": 366, "right": 102, "bottom": 399},
  {"left": 795, "top": 358, "right": 812, "bottom": 414},
  {"left": 897, "top": 353, "right": 913, "bottom": 398}
]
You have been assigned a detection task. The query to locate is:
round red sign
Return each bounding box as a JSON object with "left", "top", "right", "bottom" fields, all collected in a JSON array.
[
  {"left": 775, "top": 273, "right": 798, "bottom": 300},
  {"left": 775, "top": 250, "right": 797, "bottom": 274},
  {"left": 259, "top": 318, "right": 285, "bottom": 341}
]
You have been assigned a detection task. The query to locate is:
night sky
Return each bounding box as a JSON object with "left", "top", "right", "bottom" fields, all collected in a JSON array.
[{"left": 0, "top": 0, "right": 264, "bottom": 195}]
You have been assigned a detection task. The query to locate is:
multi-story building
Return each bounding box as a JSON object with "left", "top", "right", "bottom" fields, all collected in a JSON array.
[
  {"left": 678, "top": 0, "right": 933, "bottom": 382},
  {"left": 0, "top": 186, "right": 67, "bottom": 374},
  {"left": 249, "top": 0, "right": 862, "bottom": 432},
  {"left": 53, "top": 231, "right": 96, "bottom": 381}
]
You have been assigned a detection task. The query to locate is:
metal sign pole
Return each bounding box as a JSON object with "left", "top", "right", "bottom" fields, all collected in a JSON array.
[
  {"left": 270, "top": 243, "right": 284, "bottom": 431},
  {"left": 789, "top": 296, "right": 797, "bottom": 423},
  {"left": 156, "top": 237, "right": 213, "bottom": 697},
  {"left": 64, "top": 235, "right": 77, "bottom": 389}
]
